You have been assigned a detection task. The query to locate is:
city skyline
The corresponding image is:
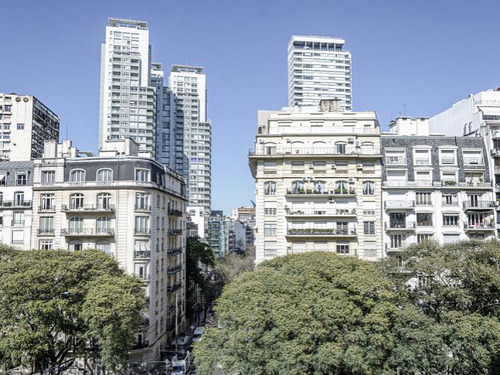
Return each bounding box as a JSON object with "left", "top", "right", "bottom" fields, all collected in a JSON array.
[{"left": 1, "top": 0, "right": 500, "bottom": 213}]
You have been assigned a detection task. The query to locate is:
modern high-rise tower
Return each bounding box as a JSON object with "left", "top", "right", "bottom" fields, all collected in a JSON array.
[
  {"left": 288, "top": 35, "right": 352, "bottom": 110},
  {"left": 168, "top": 65, "right": 212, "bottom": 218},
  {"left": 98, "top": 18, "right": 156, "bottom": 154}
]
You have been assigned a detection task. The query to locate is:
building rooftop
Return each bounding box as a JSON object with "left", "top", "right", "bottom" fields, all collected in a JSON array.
[
  {"left": 171, "top": 65, "right": 204, "bottom": 74},
  {"left": 108, "top": 18, "right": 148, "bottom": 29}
]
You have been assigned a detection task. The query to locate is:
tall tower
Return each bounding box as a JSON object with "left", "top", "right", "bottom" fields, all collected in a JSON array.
[
  {"left": 288, "top": 35, "right": 352, "bottom": 110},
  {"left": 98, "top": 18, "right": 156, "bottom": 155},
  {"left": 168, "top": 65, "right": 212, "bottom": 220}
]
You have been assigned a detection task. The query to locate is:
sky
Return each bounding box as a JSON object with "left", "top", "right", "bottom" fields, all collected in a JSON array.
[{"left": 1, "top": 0, "right": 500, "bottom": 214}]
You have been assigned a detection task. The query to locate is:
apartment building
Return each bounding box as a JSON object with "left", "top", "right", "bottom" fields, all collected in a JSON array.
[
  {"left": 383, "top": 118, "right": 495, "bottom": 255},
  {"left": 31, "top": 139, "right": 187, "bottom": 362},
  {"left": 0, "top": 93, "right": 59, "bottom": 161},
  {"left": 288, "top": 35, "right": 352, "bottom": 110},
  {"left": 249, "top": 99, "right": 383, "bottom": 264},
  {"left": 0, "top": 161, "right": 33, "bottom": 249},
  {"left": 208, "top": 211, "right": 232, "bottom": 258}
]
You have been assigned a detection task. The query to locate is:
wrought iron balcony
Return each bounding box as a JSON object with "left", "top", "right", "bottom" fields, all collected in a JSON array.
[
  {"left": 61, "top": 204, "right": 115, "bottom": 212},
  {"left": 61, "top": 228, "right": 115, "bottom": 236},
  {"left": 134, "top": 250, "right": 151, "bottom": 259}
]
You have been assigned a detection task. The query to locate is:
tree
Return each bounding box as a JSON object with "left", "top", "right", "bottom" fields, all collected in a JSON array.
[
  {"left": 214, "top": 245, "right": 255, "bottom": 286},
  {"left": 194, "top": 252, "right": 403, "bottom": 375},
  {"left": 0, "top": 248, "right": 145, "bottom": 374},
  {"left": 186, "top": 237, "right": 215, "bottom": 323}
]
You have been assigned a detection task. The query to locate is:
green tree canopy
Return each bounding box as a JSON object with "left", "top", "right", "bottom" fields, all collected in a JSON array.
[{"left": 0, "top": 248, "right": 145, "bottom": 374}]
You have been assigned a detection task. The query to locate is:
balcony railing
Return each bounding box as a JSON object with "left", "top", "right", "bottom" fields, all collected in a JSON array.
[
  {"left": 134, "top": 250, "right": 151, "bottom": 259},
  {"left": 385, "top": 222, "right": 416, "bottom": 230},
  {"left": 61, "top": 228, "right": 115, "bottom": 236},
  {"left": 39, "top": 205, "right": 56, "bottom": 212},
  {"left": 287, "top": 208, "right": 356, "bottom": 216},
  {"left": 286, "top": 188, "right": 356, "bottom": 195},
  {"left": 463, "top": 201, "right": 496, "bottom": 209},
  {"left": 167, "top": 283, "right": 182, "bottom": 294},
  {"left": 134, "top": 204, "right": 151, "bottom": 211},
  {"left": 169, "top": 229, "right": 183, "bottom": 235},
  {"left": 167, "top": 247, "right": 182, "bottom": 255},
  {"left": 383, "top": 181, "right": 492, "bottom": 188},
  {"left": 167, "top": 265, "right": 182, "bottom": 275},
  {"left": 442, "top": 201, "right": 459, "bottom": 206},
  {"left": 11, "top": 220, "right": 25, "bottom": 226},
  {"left": 384, "top": 201, "right": 415, "bottom": 209},
  {"left": 465, "top": 223, "right": 495, "bottom": 230},
  {"left": 0, "top": 201, "right": 32, "bottom": 208},
  {"left": 168, "top": 209, "right": 183, "bottom": 217},
  {"left": 61, "top": 204, "right": 115, "bottom": 212},
  {"left": 414, "top": 158, "right": 430, "bottom": 165},
  {"left": 249, "top": 145, "right": 380, "bottom": 156},
  {"left": 287, "top": 228, "right": 357, "bottom": 236},
  {"left": 134, "top": 229, "right": 151, "bottom": 235},
  {"left": 38, "top": 229, "right": 55, "bottom": 236}
]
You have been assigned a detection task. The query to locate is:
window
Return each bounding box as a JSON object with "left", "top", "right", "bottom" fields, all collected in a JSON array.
[
  {"left": 443, "top": 234, "right": 460, "bottom": 244},
  {"left": 440, "top": 149, "right": 456, "bottom": 165},
  {"left": 135, "top": 168, "right": 150, "bottom": 182},
  {"left": 135, "top": 264, "right": 148, "bottom": 280},
  {"left": 362, "top": 181, "right": 375, "bottom": 195},
  {"left": 69, "top": 242, "right": 83, "bottom": 251},
  {"left": 291, "top": 180, "right": 304, "bottom": 194},
  {"left": 135, "top": 216, "right": 149, "bottom": 233},
  {"left": 13, "top": 212, "right": 24, "bottom": 226},
  {"left": 17, "top": 123, "right": 24, "bottom": 130},
  {"left": 40, "top": 194, "right": 54, "bottom": 211},
  {"left": 41, "top": 171, "right": 55, "bottom": 185},
  {"left": 441, "top": 171, "right": 457, "bottom": 184},
  {"left": 97, "top": 193, "right": 111, "bottom": 209},
  {"left": 335, "top": 142, "right": 347, "bottom": 154},
  {"left": 336, "top": 244, "right": 349, "bottom": 254},
  {"left": 70, "top": 193, "right": 84, "bottom": 209},
  {"left": 417, "top": 234, "right": 433, "bottom": 244},
  {"left": 442, "top": 194, "right": 458, "bottom": 206},
  {"left": 39, "top": 217, "right": 54, "bottom": 233},
  {"left": 69, "top": 217, "right": 83, "bottom": 233},
  {"left": 415, "top": 171, "right": 431, "bottom": 182},
  {"left": 414, "top": 149, "right": 430, "bottom": 165},
  {"left": 264, "top": 202, "right": 277, "bottom": 216},
  {"left": 363, "top": 221, "right": 375, "bottom": 235},
  {"left": 390, "top": 234, "right": 405, "bottom": 249},
  {"left": 39, "top": 240, "right": 53, "bottom": 250},
  {"left": 417, "top": 213, "right": 433, "bottom": 226},
  {"left": 96, "top": 217, "right": 111, "bottom": 233},
  {"left": 13, "top": 192, "right": 24, "bottom": 206},
  {"left": 463, "top": 150, "right": 483, "bottom": 165},
  {"left": 313, "top": 180, "right": 326, "bottom": 193},
  {"left": 385, "top": 150, "right": 406, "bottom": 165},
  {"left": 264, "top": 181, "right": 276, "bottom": 196},
  {"left": 416, "top": 192, "right": 432, "bottom": 205},
  {"left": 135, "top": 193, "right": 150, "bottom": 210},
  {"left": 389, "top": 213, "right": 407, "bottom": 228},
  {"left": 16, "top": 172, "right": 27, "bottom": 186},
  {"left": 70, "top": 169, "right": 86, "bottom": 182},
  {"left": 386, "top": 170, "right": 407, "bottom": 181},
  {"left": 336, "top": 222, "right": 348, "bottom": 234},
  {"left": 97, "top": 169, "right": 113, "bottom": 182},
  {"left": 443, "top": 215, "right": 459, "bottom": 226},
  {"left": 264, "top": 222, "right": 277, "bottom": 236},
  {"left": 0, "top": 174, "right": 5, "bottom": 186},
  {"left": 335, "top": 181, "right": 348, "bottom": 194},
  {"left": 264, "top": 241, "right": 277, "bottom": 257}
]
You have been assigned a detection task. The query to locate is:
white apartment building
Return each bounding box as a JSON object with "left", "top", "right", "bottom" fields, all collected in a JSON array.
[
  {"left": 249, "top": 100, "right": 382, "bottom": 264},
  {"left": 31, "top": 139, "right": 187, "bottom": 363},
  {"left": 0, "top": 93, "right": 59, "bottom": 161},
  {"left": 0, "top": 161, "right": 33, "bottom": 249},
  {"left": 98, "top": 18, "right": 157, "bottom": 155},
  {"left": 288, "top": 35, "right": 352, "bottom": 110},
  {"left": 382, "top": 118, "right": 496, "bottom": 255},
  {"left": 168, "top": 65, "right": 212, "bottom": 219}
]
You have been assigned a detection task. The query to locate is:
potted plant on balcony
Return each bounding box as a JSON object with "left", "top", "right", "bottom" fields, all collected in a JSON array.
[
  {"left": 306, "top": 189, "right": 313, "bottom": 194},
  {"left": 444, "top": 180, "right": 456, "bottom": 186}
]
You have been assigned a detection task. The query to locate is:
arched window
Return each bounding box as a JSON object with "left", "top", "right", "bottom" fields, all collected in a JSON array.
[
  {"left": 312, "top": 141, "right": 326, "bottom": 154},
  {"left": 97, "top": 193, "right": 112, "bottom": 210},
  {"left": 264, "top": 181, "right": 276, "bottom": 196},
  {"left": 363, "top": 181, "right": 375, "bottom": 195},
  {"left": 291, "top": 141, "right": 304, "bottom": 154},
  {"left": 314, "top": 180, "right": 326, "bottom": 194},
  {"left": 264, "top": 143, "right": 276, "bottom": 155},
  {"left": 361, "top": 142, "right": 374, "bottom": 155},
  {"left": 291, "top": 180, "right": 304, "bottom": 194},
  {"left": 96, "top": 168, "right": 113, "bottom": 182},
  {"left": 335, "top": 142, "right": 347, "bottom": 155},
  {"left": 335, "top": 181, "right": 348, "bottom": 194},
  {"left": 70, "top": 169, "right": 86, "bottom": 182},
  {"left": 70, "top": 193, "right": 84, "bottom": 209}
]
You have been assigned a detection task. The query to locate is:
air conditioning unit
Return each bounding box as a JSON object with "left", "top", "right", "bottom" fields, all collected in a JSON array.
[
  {"left": 331, "top": 164, "right": 336, "bottom": 169},
  {"left": 259, "top": 140, "right": 264, "bottom": 144},
  {"left": 309, "top": 165, "right": 314, "bottom": 169},
  {"left": 356, "top": 141, "right": 361, "bottom": 147},
  {"left": 492, "top": 149, "right": 498, "bottom": 156},
  {"left": 347, "top": 137, "right": 355, "bottom": 144},
  {"left": 286, "top": 138, "right": 291, "bottom": 143},
  {"left": 349, "top": 177, "right": 355, "bottom": 183},
  {"left": 356, "top": 164, "right": 363, "bottom": 169}
]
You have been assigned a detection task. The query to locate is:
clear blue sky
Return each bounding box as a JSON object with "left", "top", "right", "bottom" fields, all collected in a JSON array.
[{"left": 1, "top": 0, "right": 500, "bottom": 214}]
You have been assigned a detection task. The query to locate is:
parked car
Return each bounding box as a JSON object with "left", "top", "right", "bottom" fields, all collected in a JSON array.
[
  {"left": 192, "top": 327, "right": 204, "bottom": 342},
  {"left": 171, "top": 352, "right": 192, "bottom": 375}
]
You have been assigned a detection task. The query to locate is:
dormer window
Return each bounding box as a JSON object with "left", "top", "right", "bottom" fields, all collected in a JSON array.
[
  {"left": 70, "top": 169, "right": 86, "bottom": 182},
  {"left": 440, "top": 149, "right": 456, "bottom": 165}
]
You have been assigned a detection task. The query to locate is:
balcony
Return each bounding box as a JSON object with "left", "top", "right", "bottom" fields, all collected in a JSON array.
[
  {"left": 286, "top": 208, "right": 356, "bottom": 217},
  {"left": 38, "top": 229, "right": 55, "bottom": 236},
  {"left": 167, "top": 283, "right": 182, "bottom": 294},
  {"left": 384, "top": 201, "right": 415, "bottom": 210},
  {"left": 287, "top": 228, "right": 357, "bottom": 237},
  {"left": 134, "top": 204, "right": 151, "bottom": 211},
  {"left": 134, "top": 250, "right": 151, "bottom": 259},
  {"left": 383, "top": 181, "right": 492, "bottom": 188},
  {"left": 249, "top": 145, "right": 381, "bottom": 157},
  {"left": 286, "top": 188, "right": 356, "bottom": 197},
  {"left": 11, "top": 220, "right": 25, "bottom": 226},
  {"left": 168, "top": 209, "right": 183, "bottom": 217},
  {"left": 463, "top": 201, "right": 496, "bottom": 210},
  {"left": 167, "top": 247, "right": 182, "bottom": 255},
  {"left": 167, "top": 265, "right": 182, "bottom": 275},
  {"left": 134, "top": 229, "right": 151, "bottom": 236},
  {"left": 465, "top": 223, "right": 495, "bottom": 232},
  {"left": 385, "top": 222, "right": 416, "bottom": 231},
  {"left": 0, "top": 201, "right": 32, "bottom": 209},
  {"left": 61, "top": 204, "right": 115, "bottom": 213},
  {"left": 169, "top": 229, "right": 183, "bottom": 236},
  {"left": 39, "top": 205, "right": 56, "bottom": 212},
  {"left": 61, "top": 228, "right": 115, "bottom": 236}
]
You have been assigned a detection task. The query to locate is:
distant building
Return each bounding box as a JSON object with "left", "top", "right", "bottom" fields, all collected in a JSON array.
[
  {"left": 0, "top": 161, "right": 34, "bottom": 249},
  {"left": 208, "top": 211, "right": 232, "bottom": 258},
  {"left": 382, "top": 121, "right": 495, "bottom": 253},
  {"left": 288, "top": 35, "right": 352, "bottom": 110},
  {"left": 31, "top": 139, "right": 187, "bottom": 362},
  {"left": 249, "top": 100, "right": 383, "bottom": 263},
  {"left": 0, "top": 93, "right": 59, "bottom": 161}
]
